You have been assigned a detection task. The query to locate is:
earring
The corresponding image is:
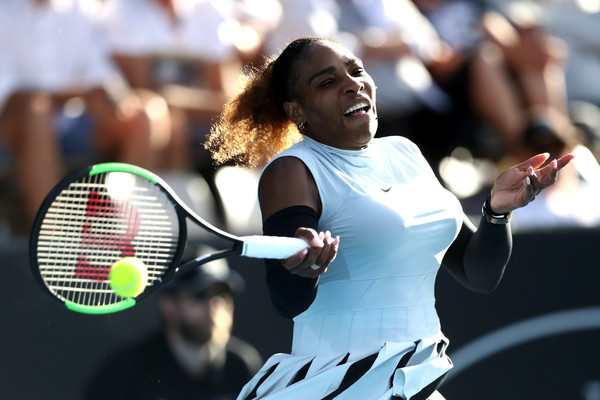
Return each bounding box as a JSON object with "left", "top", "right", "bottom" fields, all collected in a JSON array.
[{"left": 298, "top": 121, "right": 305, "bottom": 130}]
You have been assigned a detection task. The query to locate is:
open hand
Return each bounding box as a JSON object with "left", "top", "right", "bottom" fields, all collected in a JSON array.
[{"left": 490, "top": 152, "right": 575, "bottom": 213}]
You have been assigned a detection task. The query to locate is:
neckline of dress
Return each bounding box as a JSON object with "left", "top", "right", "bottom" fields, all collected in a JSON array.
[{"left": 301, "top": 135, "right": 373, "bottom": 159}]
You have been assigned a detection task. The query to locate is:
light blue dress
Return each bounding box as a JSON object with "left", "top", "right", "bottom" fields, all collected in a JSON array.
[{"left": 238, "top": 136, "right": 463, "bottom": 399}]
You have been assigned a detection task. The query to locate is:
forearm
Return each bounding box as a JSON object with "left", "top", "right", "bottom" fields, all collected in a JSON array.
[
  {"left": 463, "top": 214, "right": 512, "bottom": 292},
  {"left": 443, "top": 214, "right": 512, "bottom": 293},
  {"left": 264, "top": 260, "right": 318, "bottom": 318},
  {"left": 263, "top": 206, "right": 319, "bottom": 318}
]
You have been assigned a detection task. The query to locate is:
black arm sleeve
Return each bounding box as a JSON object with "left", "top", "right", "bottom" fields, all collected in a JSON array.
[
  {"left": 262, "top": 205, "right": 320, "bottom": 319},
  {"left": 442, "top": 213, "right": 513, "bottom": 293}
]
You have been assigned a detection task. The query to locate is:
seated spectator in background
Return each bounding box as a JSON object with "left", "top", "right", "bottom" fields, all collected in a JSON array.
[
  {"left": 83, "top": 262, "right": 263, "bottom": 400},
  {"left": 412, "top": 0, "right": 578, "bottom": 161},
  {"left": 262, "top": 0, "right": 339, "bottom": 58},
  {"left": 0, "top": 0, "right": 171, "bottom": 224},
  {"left": 533, "top": 0, "right": 600, "bottom": 157},
  {"left": 99, "top": 0, "right": 274, "bottom": 174}
]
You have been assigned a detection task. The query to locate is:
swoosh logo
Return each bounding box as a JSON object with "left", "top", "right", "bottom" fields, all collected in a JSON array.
[{"left": 381, "top": 186, "right": 392, "bottom": 192}]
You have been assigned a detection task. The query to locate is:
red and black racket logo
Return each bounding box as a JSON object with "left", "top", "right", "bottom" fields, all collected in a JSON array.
[{"left": 75, "top": 191, "right": 140, "bottom": 282}]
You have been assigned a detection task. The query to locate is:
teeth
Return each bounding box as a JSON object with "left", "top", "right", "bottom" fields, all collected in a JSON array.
[{"left": 344, "top": 101, "right": 369, "bottom": 116}]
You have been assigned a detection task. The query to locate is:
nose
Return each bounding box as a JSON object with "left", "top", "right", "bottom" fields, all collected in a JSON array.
[{"left": 344, "top": 75, "right": 364, "bottom": 94}]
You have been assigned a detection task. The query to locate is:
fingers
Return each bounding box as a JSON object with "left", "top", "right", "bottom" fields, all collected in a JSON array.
[
  {"left": 556, "top": 153, "right": 575, "bottom": 169},
  {"left": 526, "top": 165, "right": 541, "bottom": 196},
  {"left": 282, "top": 228, "right": 340, "bottom": 278},
  {"left": 517, "top": 152, "right": 550, "bottom": 171},
  {"left": 534, "top": 153, "right": 575, "bottom": 190},
  {"left": 520, "top": 166, "right": 539, "bottom": 206},
  {"left": 312, "top": 231, "right": 338, "bottom": 270}
]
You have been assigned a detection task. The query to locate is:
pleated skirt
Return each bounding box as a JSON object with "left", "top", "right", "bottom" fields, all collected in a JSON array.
[{"left": 237, "top": 332, "right": 452, "bottom": 400}]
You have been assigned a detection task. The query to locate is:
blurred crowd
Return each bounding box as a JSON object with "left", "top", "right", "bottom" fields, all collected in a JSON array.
[{"left": 1, "top": 0, "right": 600, "bottom": 240}]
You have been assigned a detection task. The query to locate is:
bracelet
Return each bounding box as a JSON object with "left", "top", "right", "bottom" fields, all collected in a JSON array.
[{"left": 482, "top": 196, "right": 512, "bottom": 225}]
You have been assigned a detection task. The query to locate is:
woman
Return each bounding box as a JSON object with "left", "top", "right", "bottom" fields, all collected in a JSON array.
[{"left": 206, "top": 37, "right": 573, "bottom": 399}]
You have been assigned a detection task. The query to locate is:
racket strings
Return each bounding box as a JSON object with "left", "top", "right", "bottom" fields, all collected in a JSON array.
[{"left": 36, "top": 172, "right": 180, "bottom": 307}]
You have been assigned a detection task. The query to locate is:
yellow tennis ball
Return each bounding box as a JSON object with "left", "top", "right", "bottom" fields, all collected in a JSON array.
[{"left": 109, "top": 257, "right": 148, "bottom": 298}]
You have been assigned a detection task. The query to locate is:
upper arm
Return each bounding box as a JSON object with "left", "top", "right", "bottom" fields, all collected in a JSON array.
[{"left": 258, "top": 156, "right": 321, "bottom": 223}]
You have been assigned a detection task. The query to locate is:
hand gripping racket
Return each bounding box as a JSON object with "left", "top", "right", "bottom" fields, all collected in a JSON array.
[{"left": 29, "top": 163, "right": 308, "bottom": 314}]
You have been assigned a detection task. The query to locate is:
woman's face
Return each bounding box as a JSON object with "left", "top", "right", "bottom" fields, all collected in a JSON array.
[{"left": 284, "top": 42, "right": 378, "bottom": 150}]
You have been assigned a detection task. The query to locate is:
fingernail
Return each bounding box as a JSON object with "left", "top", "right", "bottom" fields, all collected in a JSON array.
[
  {"left": 543, "top": 152, "right": 550, "bottom": 159},
  {"left": 552, "top": 159, "right": 558, "bottom": 169},
  {"left": 528, "top": 166, "right": 534, "bottom": 175},
  {"left": 526, "top": 176, "right": 531, "bottom": 185},
  {"left": 312, "top": 237, "right": 324, "bottom": 248},
  {"left": 302, "top": 248, "right": 309, "bottom": 256},
  {"left": 334, "top": 235, "right": 340, "bottom": 245}
]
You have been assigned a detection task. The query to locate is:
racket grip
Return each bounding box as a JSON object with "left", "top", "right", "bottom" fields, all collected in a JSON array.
[{"left": 240, "top": 235, "right": 310, "bottom": 259}]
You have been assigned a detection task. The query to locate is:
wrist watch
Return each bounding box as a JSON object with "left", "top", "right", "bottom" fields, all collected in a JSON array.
[{"left": 482, "top": 198, "right": 512, "bottom": 225}]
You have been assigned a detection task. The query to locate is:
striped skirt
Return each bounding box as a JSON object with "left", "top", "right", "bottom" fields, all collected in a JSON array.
[{"left": 237, "top": 333, "right": 452, "bottom": 399}]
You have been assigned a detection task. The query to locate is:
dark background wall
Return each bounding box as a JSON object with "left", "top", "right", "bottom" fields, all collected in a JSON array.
[
  {"left": 2, "top": 228, "right": 599, "bottom": 399},
  {"left": 436, "top": 228, "right": 600, "bottom": 399}
]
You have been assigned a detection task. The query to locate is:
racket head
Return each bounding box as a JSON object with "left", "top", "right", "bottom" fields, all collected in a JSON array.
[{"left": 29, "top": 163, "right": 187, "bottom": 314}]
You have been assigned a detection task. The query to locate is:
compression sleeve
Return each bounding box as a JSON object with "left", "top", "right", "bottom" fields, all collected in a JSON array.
[
  {"left": 442, "top": 213, "right": 512, "bottom": 293},
  {"left": 262, "top": 205, "right": 320, "bottom": 319}
]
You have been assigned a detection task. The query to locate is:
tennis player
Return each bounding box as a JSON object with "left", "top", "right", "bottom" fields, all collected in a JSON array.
[{"left": 206, "top": 37, "right": 574, "bottom": 399}]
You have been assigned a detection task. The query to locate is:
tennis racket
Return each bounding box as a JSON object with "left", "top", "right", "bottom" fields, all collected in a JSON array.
[{"left": 29, "top": 163, "right": 309, "bottom": 314}]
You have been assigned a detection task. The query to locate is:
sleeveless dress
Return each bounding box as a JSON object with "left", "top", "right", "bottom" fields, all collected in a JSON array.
[{"left": 238, "top": 136, "right": 463, "bottom": 399}]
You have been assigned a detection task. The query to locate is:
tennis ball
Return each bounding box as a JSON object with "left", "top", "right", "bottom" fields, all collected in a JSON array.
[{"left": 109, "top": 257, "right": 148, "bottom": 298}]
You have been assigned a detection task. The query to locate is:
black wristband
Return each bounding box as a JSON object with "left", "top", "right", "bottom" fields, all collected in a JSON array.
[{"left": 482, "top": 194, "right": 512, "bottom": 225}]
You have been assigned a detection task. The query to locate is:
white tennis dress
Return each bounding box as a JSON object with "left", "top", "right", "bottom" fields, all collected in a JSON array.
[{"left": 238, "top": 136, "right": 463, "bottom": 399}]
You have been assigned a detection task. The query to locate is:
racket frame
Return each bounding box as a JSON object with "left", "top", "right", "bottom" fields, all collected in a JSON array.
[{"left": 29, "top": 163, "right": 245, "bottom": 314}]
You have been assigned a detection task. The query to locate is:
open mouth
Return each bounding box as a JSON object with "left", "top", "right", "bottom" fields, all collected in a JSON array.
[{"left": 343, "top": 101, "right": 370, "bottom": 117}]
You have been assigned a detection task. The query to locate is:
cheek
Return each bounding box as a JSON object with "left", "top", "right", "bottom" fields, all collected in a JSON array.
[{"left": 305, "top": 96, "right": 339, "bottom": 123}]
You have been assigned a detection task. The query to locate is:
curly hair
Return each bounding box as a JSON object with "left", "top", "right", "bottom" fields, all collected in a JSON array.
[{"left": 205, "top": 37, "right": 335, "bottom": 168}]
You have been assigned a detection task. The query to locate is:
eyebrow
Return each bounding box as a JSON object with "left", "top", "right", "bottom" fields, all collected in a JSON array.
[{"left": 308, "top": 57, "right": 360, "bottom": 85}]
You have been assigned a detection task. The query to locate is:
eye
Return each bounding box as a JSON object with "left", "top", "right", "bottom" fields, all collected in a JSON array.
[
  {"left": 352, "top": 68, "right": 365, "bottom": 76},
  {"left": 319, "top": 79, "right": 335, "bottom": 87}
]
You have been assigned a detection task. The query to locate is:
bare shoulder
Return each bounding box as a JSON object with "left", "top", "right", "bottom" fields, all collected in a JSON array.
[{"left": 258, "top": 156, "right": 320, "bottom": 221}]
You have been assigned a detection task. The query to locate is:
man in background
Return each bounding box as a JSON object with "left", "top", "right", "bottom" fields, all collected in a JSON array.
[{"left": 83, "top": 262, "right": 262, "bottom": 400}]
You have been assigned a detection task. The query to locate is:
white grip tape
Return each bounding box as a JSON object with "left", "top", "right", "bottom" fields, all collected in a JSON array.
[{"left": 240, "top": 235, "right": 309, "bottom": 259}]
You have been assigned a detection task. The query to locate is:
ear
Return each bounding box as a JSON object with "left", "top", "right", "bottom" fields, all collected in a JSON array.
[{"left": 283, "top": 100, "right": 306, "bottom": 126}]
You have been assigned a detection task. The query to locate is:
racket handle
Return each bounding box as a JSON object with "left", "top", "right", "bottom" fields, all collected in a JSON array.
[{"left": 240, "top": 235, "right": 310, "bottom": 259}]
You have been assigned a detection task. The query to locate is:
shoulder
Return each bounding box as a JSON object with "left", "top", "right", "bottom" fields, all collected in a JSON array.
[
  {"left": 259, "top": 155, "right": 319, "bottom": 219},
  {"left": 259, "top": 139, "right": 319, "bottom": 198}
]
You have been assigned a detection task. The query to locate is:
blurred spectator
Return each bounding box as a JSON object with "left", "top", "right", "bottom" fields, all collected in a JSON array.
[
  {"left": 0, "top": 0, "right": 169, "bottom": 224},
  {"left": 490, "top": 0, "right": 600, "bottom": 109},
  {"left": 478, "top": 0, "right": 580, "bottom": 158},
  {"left": 410, "top": 0, "right": 600, "bottom": 228},
  {"left": 99, "top": 0, "right": 256, "bottom": 173},
  {"left": 227, "top": 0, "right": 283, "bottom": 66},
  {"left": 535, "top": 0, "right": 600, "bottom": 156},
  {"left": 262, "top": 0, "right": 339, "bottom": 57},
  {"left": 83, "top": 262, "right": 263, "bottom": 400}
]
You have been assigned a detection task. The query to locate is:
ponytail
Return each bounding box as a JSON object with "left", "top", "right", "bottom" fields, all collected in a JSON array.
[{"left": 206, "top": 37, "right": 334, "bottom": 168}]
